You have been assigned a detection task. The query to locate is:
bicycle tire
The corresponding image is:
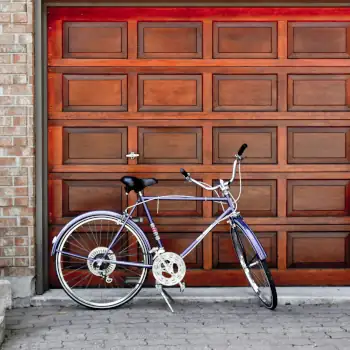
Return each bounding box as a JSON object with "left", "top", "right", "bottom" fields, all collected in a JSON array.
[
  {"left": 55, "top": 213, "right": 151, "bottom": 310},
  {"left": 231, "top": 223, "right": 278, "bottom": 310}
]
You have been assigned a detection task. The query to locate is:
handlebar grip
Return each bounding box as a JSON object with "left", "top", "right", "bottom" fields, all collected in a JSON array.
[
  {"left": 237, "top": 143, "right": 248, "bottom": 156},
  {"left": 180, "top": 168, "right": 189, "bottom": 178}
]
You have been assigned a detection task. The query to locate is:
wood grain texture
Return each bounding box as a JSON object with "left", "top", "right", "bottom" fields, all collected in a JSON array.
[
  {"left": 213, "top": 74, "right": 277, "bottom": 112},
  {"left": 288, "top": 22, "right": 350, "bottom": 59},
  {"left": 213, "top": 22, "right": 277, "bottom": 59},
  {"left": 62, "top": 74, "right": 128, "bottom": 112},
  {"left": 63, "top": 22, "right": 127, "bottom": 59},
  {"left": 47, "top": 6, "right": 350, "bottom": 287},
  {"left": 138, "top": 22, "right": 202, "bottom": 59},
  {"left": 138, "top": 74, "right": 202, "bottom": 112}
]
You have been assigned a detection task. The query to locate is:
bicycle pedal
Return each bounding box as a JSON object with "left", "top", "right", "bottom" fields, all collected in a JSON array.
[{"left": 179, "top": 281, "right": 186, "bottom": 293}]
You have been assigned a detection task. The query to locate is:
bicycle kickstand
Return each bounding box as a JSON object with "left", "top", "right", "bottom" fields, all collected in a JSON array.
[{"left": 155, "top": 284, "right": 175, "bottom": 313}]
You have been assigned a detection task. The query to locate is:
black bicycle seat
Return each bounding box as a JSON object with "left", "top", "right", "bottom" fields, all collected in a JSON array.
[{"left": 120, "top": 176, "right": 158, "bottom": 194}]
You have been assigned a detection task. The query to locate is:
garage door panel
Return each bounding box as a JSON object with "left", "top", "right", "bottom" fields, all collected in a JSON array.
[
  {"left": 288, "top": 22, "right": 350, "bottom": 59},
  {"left": 213, "top": 127, "right": 277, "bottom": 164},
  {"left": 288, "top": 127, "right": 350, "bottom": 164},
  {"left": 213, "top": 22, "right": 277, "bottom": 59},
  {"left": 138, "top": 74, "right": 202, "bottom": 112},
  {"left": 287, "top": 232, "right": 350, "bottom": 268},
  {"left": 138, "top": 22, "right": 202, "bottom": 59},
  {"left": 63, "top": 22, "right": 128, "bottom": 59},
  {"left": 49, "top": 178, "right": 127, "bottom": 221},
  {"left": 288, "top": 180, "right": 349, "bottom": 217},
  {"left": 213, "top": 179, "right": 277, "bottom": 217},
  {"left": 63, "top": 127, "right": 127, "bottom": 165},
  {"left": 138, "top": 127, "right": 202, "bottom": 164},
  {"left": 288, "top": 75, "right": 350, "bottom": 111},
  {"left": 212, "top": 232, "right": 277, "bottom": 268},
  {"left": 213, "top": 74, "right": 277, "bottom": 112},
  {"left": 62, "top": 180, "right": 126, "bottom": 217},
  {"left": 63, "top": 74, "right": 128, "bottom": 112}
]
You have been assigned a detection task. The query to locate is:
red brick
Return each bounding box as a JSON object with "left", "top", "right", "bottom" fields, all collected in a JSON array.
[
  {"left": 0, "top": 227, "right": 28, "bottom": 236},
  {"left": 14, "top": 246, "right": 28, "bottom": 256},
  {"left": 14, "top": 176, "right": 27, "bottom": 186},
  {"left": 13, "top": 137, "right": 27, "bottom": 146},
  {"left": 0, "top": 157, "right": 17, "bottom": 166},
  {"left": 12, "top": 14, "right": 27, "bottom": 23},
  {"left": 20, "top": 217, "right": 33, "bottom": 226},
  {"left": 15, "top": 237, "right": 28, "bottom": 246},
  {"left": 14, "top": 187, "right": 28, "bottom": 196},
  {"left": 7, "top": 146, "right": 32, "bottom": 157},
  {"left": 0, "top": 218, "right": 17, "bottom": 227},
  {"left": 14, "top": 197, "right": 28, "bottom": 207},
  {"left": 13, "top": 117, "right": 26, "bottom": 127}
]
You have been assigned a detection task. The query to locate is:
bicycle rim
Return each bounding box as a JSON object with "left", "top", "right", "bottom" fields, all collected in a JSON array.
[
  {"left": 231, "top": 225, "right": 277, "bottom": 310},
  {"left": 56, "top": 214, "right": 149, "bottom": 309}
]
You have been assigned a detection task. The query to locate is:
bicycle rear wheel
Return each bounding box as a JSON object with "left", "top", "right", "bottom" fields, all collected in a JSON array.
[
  {"left": 55, "top": 213, "right": 150, "bottom": 309},
  {"left": 231, "top": 223, "right": 277, "bottom": 310}
]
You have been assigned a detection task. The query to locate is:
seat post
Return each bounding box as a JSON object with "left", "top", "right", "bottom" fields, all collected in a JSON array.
[{"left": 138, "top": 192, "right": 163, "bottom": 248}]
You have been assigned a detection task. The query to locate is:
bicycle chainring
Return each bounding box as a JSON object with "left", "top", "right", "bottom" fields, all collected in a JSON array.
[{"left": 152, "top": 252, "right": 186, "bottom": 286}]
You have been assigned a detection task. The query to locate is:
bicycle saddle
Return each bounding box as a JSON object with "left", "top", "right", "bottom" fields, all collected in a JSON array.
[{"left": 120, "top": 176, "right": 158, "bottom": 194}]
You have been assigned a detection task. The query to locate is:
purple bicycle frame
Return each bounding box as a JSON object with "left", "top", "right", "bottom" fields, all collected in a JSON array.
[
  {"left": 53, "top": 192, "right": 267, "bottom": 269},
  {"left": 102, "top": 192, "right": 267, "bottom": 267}
]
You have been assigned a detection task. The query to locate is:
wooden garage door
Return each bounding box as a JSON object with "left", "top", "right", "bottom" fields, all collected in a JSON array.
[{"left": 47, "top": 7, "right": 350, "bottom": 287}]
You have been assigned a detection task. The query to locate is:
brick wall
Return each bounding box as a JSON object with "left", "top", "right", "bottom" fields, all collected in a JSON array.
[{"left": 0, "top": 0, "right": 35, "bottom": 286}]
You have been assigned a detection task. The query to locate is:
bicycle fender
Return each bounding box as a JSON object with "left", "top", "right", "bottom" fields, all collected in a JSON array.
[
  {"left": 234, "top": 217, "right": 267, "bottom": 261},
  {"left": 51, "top": 210, "right": 151, "bottom": 256}
]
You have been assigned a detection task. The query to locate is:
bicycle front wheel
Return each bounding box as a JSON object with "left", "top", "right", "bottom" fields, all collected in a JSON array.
[
  {"left": 55, "top": 213, "right": 150, "bottom": 309},
  {"left": 231, "top": 223, "right": 277, "bottom": 310}
]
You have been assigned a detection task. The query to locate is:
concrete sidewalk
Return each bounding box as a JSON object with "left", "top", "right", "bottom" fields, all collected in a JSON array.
[{"left": 28, "top": 287, "right": 350, "bottom": 308}]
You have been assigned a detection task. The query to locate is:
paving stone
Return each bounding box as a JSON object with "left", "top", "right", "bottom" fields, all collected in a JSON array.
[{"left": 2, "top": 303, "right": 350, "bottom": 349}]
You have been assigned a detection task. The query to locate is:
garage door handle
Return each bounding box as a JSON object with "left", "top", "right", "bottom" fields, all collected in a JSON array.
[{"left": 126, "top": 152, "right": 139, "bottom": 160}]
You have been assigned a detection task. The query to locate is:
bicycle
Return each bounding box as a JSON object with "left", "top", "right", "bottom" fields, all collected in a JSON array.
[{"left": 51, "top": 143, "right": 278, "bottom": 312}]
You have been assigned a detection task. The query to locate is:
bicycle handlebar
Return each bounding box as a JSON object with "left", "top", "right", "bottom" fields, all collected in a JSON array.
[
  {"left": 180, "top": 143, "right": 247, "bottom": 191},
  {"left": 237, "top": 143, "right": 248, "bottom": 157},
  {"left": 180, "top": 168, "right": 189, "bottom": 178}
]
